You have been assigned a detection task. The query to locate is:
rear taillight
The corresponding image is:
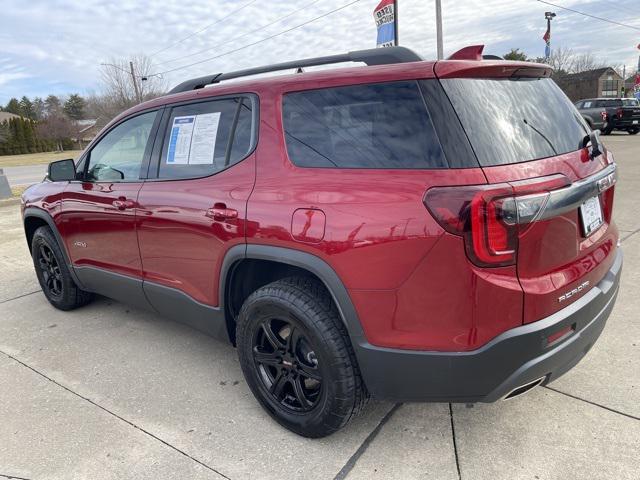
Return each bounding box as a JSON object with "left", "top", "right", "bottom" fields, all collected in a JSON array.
[
  {"left": 424, "top": 175, "right": 569, "bottom": 268},
  {"left": 616, "top": 107, "right": 623, "bottom": 119},
  {"left": 601, "top": 111, "right": 608, "bottom": 121},
  {"left": 601, "top": 186, "right": 615, "bottom": 223}
]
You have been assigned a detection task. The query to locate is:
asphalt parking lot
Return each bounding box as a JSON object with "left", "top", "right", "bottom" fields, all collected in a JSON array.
[{"left": 0, "top": 133, "right": 638, "bottom": 480}]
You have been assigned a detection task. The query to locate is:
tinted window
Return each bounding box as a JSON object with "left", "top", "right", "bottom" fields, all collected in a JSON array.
[
  {"left": 622, "top": 98, "right": 639, "bottom": 107},
  {"left": 283, "top": 81, "right": 446, "bottom": 169},
  {"left": 86, "top": 111, "right": 157, "bottom": 182},
  {"left": 442, "top": 78, "right": 589, "bottom": 166},
  {"left": 596, "top": 99, "right": 621, "bottom": 108},
  {"left": 158, "top": 97, "right": 252, "bottom": 179}
]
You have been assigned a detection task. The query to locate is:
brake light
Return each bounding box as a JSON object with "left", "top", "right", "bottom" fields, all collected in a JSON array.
[
  {"left": 601, "top": 111, "right": 608, "bottom": 121},
  {"left": 616, "top": 107, "right": 623, "bottom": 119},
  {"left": 424, "top": 175, "right": 569, "bottom": 268}
]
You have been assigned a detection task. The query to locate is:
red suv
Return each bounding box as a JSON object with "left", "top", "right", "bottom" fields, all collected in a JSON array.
[{"left": 22, "top": 46, "right": 622, "bottom": 438}]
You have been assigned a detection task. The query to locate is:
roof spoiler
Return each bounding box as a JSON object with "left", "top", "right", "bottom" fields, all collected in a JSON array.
[
  {"left": 168, "top": 46, "right": 423, "bottom": 94},
  {"left": 447, "top": 45, "right": 485, "bottom": 61}
]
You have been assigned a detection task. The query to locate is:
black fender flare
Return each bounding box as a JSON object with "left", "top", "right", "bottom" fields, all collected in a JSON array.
[
  {"left": 23, "top": 207, "right": 85, "bottom": 289},
  {"left": 219, "top": 244, "right": 366, "bottom": 343}
]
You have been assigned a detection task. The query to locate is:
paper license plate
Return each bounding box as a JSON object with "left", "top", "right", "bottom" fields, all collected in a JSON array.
[
  {"left": 580, "top": 196, "right": 603, "bottom": 236},
  {"left": 633, "top": 120, "right": 638, "bottom": 125}
]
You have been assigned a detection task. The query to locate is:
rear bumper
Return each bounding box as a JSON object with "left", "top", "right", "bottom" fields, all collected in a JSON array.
[
  {"left": 354, "top": 248, "right": 623, "bottom": 402},
  {"left": 612, "top": 119, "right": 640, "bottom": 129}
]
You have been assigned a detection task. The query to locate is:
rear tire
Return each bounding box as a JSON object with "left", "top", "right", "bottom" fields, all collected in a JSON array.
[
  {"left": 236, "top": 276, "right": 368, "bottom": 438},
  {"left": 31, "top": 226, "right": 94, "bottom": 311},
  {"left": 628, "top": 128, "right": 639, "bottom": 135}
]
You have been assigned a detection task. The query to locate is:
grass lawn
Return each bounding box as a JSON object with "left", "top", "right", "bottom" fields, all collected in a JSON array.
[{"left": 0, "top": 150, "right": 83, "bottom": 168}]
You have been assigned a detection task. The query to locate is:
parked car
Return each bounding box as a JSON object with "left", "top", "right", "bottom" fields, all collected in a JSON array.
[
  {"left": 22, "top": 46, "right": 622, "bottom": 438},
  {"left": 575, "top": 97, "right": 640, "bottom": 134}
]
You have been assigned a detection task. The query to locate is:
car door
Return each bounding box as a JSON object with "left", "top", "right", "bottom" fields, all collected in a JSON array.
[
  {"left": 60, "top": 109, "right": 161, "bottom": 308},
  {"left": 136, "top": 96, "right": 257, "bottom": 337}
]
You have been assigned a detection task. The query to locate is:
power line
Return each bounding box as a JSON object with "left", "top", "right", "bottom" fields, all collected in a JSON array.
[
  {"left": 148, "top": 0, "right": 260, "bottom": 58},
  {"left": 149, "top": 0, "right": 362, "bottom": 77},
  {"left": 536, "top": 0, "right": 640, "bottom": 32},
  {"left": 155, "top": 0, "right": 324, "bottom": 66}
]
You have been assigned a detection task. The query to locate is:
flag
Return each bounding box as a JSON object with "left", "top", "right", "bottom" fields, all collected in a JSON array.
[
  {"left": 374, "top": 0, "right": 395, "bottom": 48},
  {"left": 543, "top": 24, "right": 551, "bottom": 58}
]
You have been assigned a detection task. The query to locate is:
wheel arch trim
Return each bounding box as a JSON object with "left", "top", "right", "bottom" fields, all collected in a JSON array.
[
  {"left": 23, "top": 207, "right": 85, "bottom": 288},
  {"left": 220, "top": 244, "right": 366, "bottom": 342}
]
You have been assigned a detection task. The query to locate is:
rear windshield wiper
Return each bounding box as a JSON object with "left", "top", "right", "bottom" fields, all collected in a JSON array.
[{"left": 522, "top": 118, "right": 558, "bottom": 156}]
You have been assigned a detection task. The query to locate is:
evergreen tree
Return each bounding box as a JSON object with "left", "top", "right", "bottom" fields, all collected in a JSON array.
[
  {"left": 13, "top": 117, "right": 27, "bottom": 154},
  {"left": 19, "top": 96, "right": 36, "bottom": 120},
  {"left": 32, "top": 97, "right": 45, "bottom": 120},
  {"left": 503, "top": 49, "right": 528, "bottom": 61},
  {"left": 44, "top": 95, "right": 62, "bottom": 117},
  {"left": 63, "top": 94, "right": 86, "bottom": 120},
  {"left": 5, "top": 98, "right": 21, "bottom": 115},
  {"left": 24, "top": 119, "right": 37, "bottom": 153}
]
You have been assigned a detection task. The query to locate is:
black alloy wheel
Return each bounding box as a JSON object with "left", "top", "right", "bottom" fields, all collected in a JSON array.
[
  {"left": 31, "top": 226, "right": 94, "bottom": 310},
  {"left": 236, "top": 276, "right": 368, "bottom": 438},
  {"left": 37, "top": 243, "right": 64, "bottom": 298},
  {"left": 253, "top": 318, "right": 322, "bottom": 413}
]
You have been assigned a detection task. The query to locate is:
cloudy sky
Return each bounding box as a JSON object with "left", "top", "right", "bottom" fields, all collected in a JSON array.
[{"left": 1, "top": 0, "right": 638, "bottom": 104}]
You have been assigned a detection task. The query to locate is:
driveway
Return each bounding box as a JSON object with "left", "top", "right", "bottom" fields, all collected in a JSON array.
[
  {"left": 0, "top": 133, "right": 638, "bottom": 479},
  {"left": 1, "top": 164, "right": 47, "bottom": 187}
]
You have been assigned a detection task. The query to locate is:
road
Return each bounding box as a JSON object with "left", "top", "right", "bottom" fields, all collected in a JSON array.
[
  {"left": 2, "top": 164, "right": 48, "bottom": 187},
  {"left": 0, "top": 133, "right": 638, "bottom": 479}
]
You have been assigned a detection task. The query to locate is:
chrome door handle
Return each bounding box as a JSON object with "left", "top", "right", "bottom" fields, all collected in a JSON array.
[
  {"left": 112, "top": 199, "right": 135, "bottom": 210},
  {"left": 206, "top": 204, "right": 238, "bottom": 220}
]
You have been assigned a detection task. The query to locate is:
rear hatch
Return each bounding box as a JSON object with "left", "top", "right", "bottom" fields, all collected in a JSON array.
[{"left": 436, "top": 65, "right": 619, "bottom": 323}]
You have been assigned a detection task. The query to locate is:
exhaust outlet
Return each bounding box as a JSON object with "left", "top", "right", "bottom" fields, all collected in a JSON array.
[{"left": 503, "top": 376, "right": 546, "bottom": 400}]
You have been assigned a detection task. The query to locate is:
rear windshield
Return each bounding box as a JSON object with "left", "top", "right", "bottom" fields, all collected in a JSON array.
[
  {"left": 622, "top": 98, "right": 639, "bottom": 107},
  {"left": 282, "top": 81, "right": 447, "bottom": 169},
  {"left": 441, "top": 78, "right": 589, "bottom": 166}
]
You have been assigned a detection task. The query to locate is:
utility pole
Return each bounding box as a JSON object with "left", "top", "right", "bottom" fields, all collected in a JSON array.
[
  {"left": 435, "top": 0, "right": 443, "bottom": 60},
  {"left": 129, "top": 61, "right": 142, "bottom": 104}
]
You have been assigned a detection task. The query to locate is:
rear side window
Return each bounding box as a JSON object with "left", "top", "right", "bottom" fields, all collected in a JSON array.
[
  {"left": 596, "top": 99, "right": 621, "bottom": 108},
  {"left": 441, "top": 78, "right": 589, "bottom": 166},
  {"left": 282, "top": 81, "right": 447, "bottom": 169},
  {"left": 158, "top": 97, "right": 253, "bottom": 179}
]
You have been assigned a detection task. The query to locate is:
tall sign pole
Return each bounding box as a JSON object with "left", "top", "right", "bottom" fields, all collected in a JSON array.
[
  {"left": 435, "top": 0, "right": 443, "bottom": 59},
  {"left": 394, "top": 0, "right": 399, "bottom": 46},
  {"left": 543, "top": 11, "right": 556, "bottom": 60}
]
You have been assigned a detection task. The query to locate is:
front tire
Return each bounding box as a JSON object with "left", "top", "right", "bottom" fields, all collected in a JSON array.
[
  {"left": 31, "top": 226, "right": 94, "bottom": 311},
  {"left": 236, "top": 276, "right": 368, "bottom": 438}
]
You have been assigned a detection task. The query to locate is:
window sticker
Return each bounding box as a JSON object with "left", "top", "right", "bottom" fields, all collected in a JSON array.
[
  {"left": 190, "top": 112, "right": 221, "bottom": 165},
  {"left": 166, "top": 113, "right": 221, "bottom": 165},
  {"left": 167, "top": 116, "right": 195, "bottom": 164}
]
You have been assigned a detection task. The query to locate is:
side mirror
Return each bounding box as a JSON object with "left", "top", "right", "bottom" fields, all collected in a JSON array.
[{"left": 48, "top": 159, "right": 76, "bottom": 182}]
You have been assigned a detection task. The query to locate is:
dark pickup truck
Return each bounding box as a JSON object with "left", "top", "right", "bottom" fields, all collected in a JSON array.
[{"left": 575, "top": 98, "right": 640, "bottom": 135}]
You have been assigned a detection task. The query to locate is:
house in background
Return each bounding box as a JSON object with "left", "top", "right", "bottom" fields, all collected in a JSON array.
[
  {"left": 73, "top": 118, "right": 106, "bottom": 148},
  {"left": 554, "top": 67, "right": 623, "bottom": 102},
  {"left": 0, "top": 111, "right": 22, "bottom": 123}
]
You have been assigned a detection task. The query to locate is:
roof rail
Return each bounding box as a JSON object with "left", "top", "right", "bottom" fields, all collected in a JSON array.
[{"left": 167, "top": 46, "right": 423, "bottom": 94}]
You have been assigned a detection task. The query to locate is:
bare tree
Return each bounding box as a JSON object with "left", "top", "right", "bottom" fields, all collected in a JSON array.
[
  {"left": 36, "top": 114, "right": 76, "bottom": 152},
  {"left": 98, "top": 55, "right": 166, "bottom": 120},
  {"left": 572, "top": 51, "right": 607, "bottom": 74},
  {"left": 546, "top": 46, "right": 576, "bottom": 75}
]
